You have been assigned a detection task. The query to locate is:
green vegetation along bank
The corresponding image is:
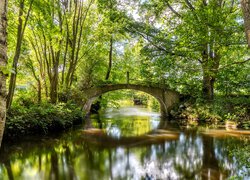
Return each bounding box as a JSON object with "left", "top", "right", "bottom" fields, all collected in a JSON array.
[
  {"left": 172, "top": 96, "right": 250, "bottom": 129},
  {"left": 4, "top": 102, "right": 83, "bottom": 141}
]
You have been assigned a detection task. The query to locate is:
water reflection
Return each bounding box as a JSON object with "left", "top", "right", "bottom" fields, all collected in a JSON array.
[
  {"left": 0, "top": 106, "right": 250, "bottom": 179},
  {"left": 91, "top": 106, "right": 161, "bottom": 137}
]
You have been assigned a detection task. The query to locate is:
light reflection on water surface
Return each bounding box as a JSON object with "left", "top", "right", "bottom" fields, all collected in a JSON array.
[{"left": 0, "top": 106, "right": 249, "bottom": 180}]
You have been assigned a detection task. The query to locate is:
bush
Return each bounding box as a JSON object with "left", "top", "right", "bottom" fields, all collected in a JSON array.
[
  {"left": 4, "top": 102, "right": 83, "bottom": 139},
  {"left": 177, "top": 96, "right": 250, "bottom": 127}
]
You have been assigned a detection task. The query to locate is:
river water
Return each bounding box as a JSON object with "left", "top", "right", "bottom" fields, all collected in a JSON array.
[{"left": 0, "top": 106, "right": 250, "bottom": 180}]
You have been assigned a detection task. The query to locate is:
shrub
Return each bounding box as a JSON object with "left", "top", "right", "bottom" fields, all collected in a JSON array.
[
  {"left": 4, "top": 102, "right": 83, "bottom": 139},
  {"left": 177, "top": 96, "right": 250, "bottom": 126}
]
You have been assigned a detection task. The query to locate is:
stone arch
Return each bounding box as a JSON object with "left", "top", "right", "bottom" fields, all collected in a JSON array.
[{"left": 82, "top": 84, "right": 180, "bottom": 117}]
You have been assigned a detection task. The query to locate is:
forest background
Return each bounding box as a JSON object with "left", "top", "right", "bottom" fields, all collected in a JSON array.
[{"left": 0, "top": 0, "right": 249, "bottom": 144}]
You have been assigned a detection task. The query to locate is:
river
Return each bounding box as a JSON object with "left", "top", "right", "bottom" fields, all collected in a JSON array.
[{"left": 0, "top": 106, "right": 250, "bottom": 180}]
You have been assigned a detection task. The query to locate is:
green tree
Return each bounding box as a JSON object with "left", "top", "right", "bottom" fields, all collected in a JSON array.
[
  {"left": 62, "top": 0, "right": 95, "bottom": 89},
  {"left": 97, "top": 0, "right": 125, "bottom": 82},
  {"left": 25, "top": 0, "right": 98, "bottom": 103},
  {"left": 135, "top": 0, "right": 245, "bottom": 99},
  {"left": 7, "top": 0, "right": 34, "bottom": 109}
]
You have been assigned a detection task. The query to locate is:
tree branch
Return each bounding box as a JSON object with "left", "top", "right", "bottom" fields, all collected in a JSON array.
[
  {"left": 185, "top": 0, "right": 195, "bottom": 11},
  {"left": 219, "top": 58, "right": 250, "bottom": 69},
  {"left": 21, "top": 0, "right": 34, "bottom": 38},
  {"left": 165, "top": 1, "right": 182, "bottom": 18}
]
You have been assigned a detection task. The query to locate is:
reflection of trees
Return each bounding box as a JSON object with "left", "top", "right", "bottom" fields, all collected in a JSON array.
[
  {"left": 1, "top": 111, "right": 250, "bottom": 180},
  {"left": 133, "top": 131, "right": 231, "bottom": 179},
  {"left": 201, "top": 135, "right": 224, "bottom": 179},
  {"left": 96, "top": 114, "right": 154, "bottom": 137},
  {"left": 108, "top": 149, "right": 113, "bottom": 180},
  {"left": 0, "top": 136, "right": 81, "bottom": 180},
  {"left": 64, "top": 145, "right": 76, "bottom": 180},
  {"left": 5, "top": 160, "right": 14, "bottom": 180},
  {"left": 136, "top": 132, "right": 204, "bottom": 179},
  {"left": 0, "top": 129, "right": 221, "bottom": 179},
  {"left": 0, "top": 132, "right": 245, "bottom": 180},
  {"left": 173, "top": 133, "right": 203, "bottom": 179},
  {"left": 50, "top": 150, "right": 59, "bottom": 180},
  {"left": 214, "top": 137, "right": 250, "bottom": 178},
  {"left": 78, "top": 140, "right": 111, "bottom": 179}
]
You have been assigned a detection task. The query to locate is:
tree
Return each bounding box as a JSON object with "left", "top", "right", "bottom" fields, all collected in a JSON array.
[
  {"left": 96, "top": 0, "right": 132, "bottom": 82},
  {"left": 97, "top": 0, "right": 118, "bottom": 82},
  {"left": 135, "top": 0, "right": 244, "bottom": 100},
  {"left": 21, "top": 0, "right": 98, "bottom": 103},
  {"left": 6, "top": 0, "right": 34, "bottom": 109},
  {"left": 26, "top": 0, "right": 65, "bottom": 104},
  {"left": 241, "top": 0, "right": 250, "bottom": 48},
  {"left": 63, "top": 0, "right": 94, "bottom": 89},
  {"left": 0, "top": 0, "right": 8, "bottom": 147}
]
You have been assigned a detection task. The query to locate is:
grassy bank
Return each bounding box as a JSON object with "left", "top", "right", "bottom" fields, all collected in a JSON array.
[
  {"left": 4, "top": 102, "right": 83, "bottom": 140},
  {"left": 173, "top": 96, "right": 250, "bottom": 128}
]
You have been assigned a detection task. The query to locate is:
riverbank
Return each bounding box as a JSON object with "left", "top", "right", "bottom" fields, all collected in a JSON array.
[
  {"left": 3, "top": 102, "right": 84, "bottom": 141},
  {"left": 172, "top": 96, "right": 250, "bottom": 128},
  {"left": 3, "top": 95, "right": 250, "bottom": 141}
]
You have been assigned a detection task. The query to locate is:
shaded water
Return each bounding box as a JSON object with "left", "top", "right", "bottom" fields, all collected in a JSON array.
[{"left": 0, "top": 106, "right": 250, "bottom": 180}]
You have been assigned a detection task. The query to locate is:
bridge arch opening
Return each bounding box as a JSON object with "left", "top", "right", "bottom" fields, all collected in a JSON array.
[
  {"left": 90, "top": 89, "right": 161, "bottom": 113},
  {"left": 82, "top": 84, "right": 180, "bottom": 117}
]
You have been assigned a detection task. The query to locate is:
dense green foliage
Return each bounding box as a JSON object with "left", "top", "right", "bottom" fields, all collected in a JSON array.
[
  {"left": 6, "top": 0, "right": 248, "bottom": 104},
  {"left": 99, "top": 90, "right": 160, "bottom": 111},
  {"left": 0, "top": 0, "right": 248, "bottom": 142},
  {"left": 0, "top": 0, "right": 249, "bottom": 177},
  {"left": 176, "top": 96, "right": 250, "bottom": 127},
  {"left": 3, "top": 0, "right": 250, "bottom": 138},
  {"left": 4, "top": 102, "right": 83, "bottom": 139}
]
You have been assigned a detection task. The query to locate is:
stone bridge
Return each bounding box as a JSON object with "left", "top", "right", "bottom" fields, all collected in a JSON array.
[{"left": 82, "top": 84, "right": 180, "bottom": 117}]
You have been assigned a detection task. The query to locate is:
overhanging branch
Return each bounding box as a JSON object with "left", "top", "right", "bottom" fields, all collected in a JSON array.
[
  {"left": 165, "top": 1, "right": 182, "bottom": 18},
  {"left": 219, "top": 58, "right": 250, "bottom": 69}
]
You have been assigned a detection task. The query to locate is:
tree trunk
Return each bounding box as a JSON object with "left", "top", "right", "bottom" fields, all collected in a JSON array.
[
  {"left": 43, "top": 56, "right": 49, "bottom": 98},
  {"left": 0, "top": 0, "right": 8, "bottom": 148},
  {"left": 241, "top": 0, "right": 250, "bottom": 48},
  {"left": 61, "top": 31, "right": 69, "bottom": 87},
  {"left": 50, "top": 74, "right": 58, "bottom": 104},
  {"left": 6, "top": 0, "right": 33, "bottom": 110},
  {"left": 37, "top": 79, "right": 41, "bottom": 103},
  {"left": 105, "top": 36, "right": 113, "bottom": 80},
  {"left": 30, "top": 70, "right": 42, "bottom": 104},
  {"left": 202, "top": 70, "right": 215, "bottom": 100},
  {"left": 49, "top": 52, "right": 59, "bottom": 104},
  {"left": 6, "top": 0, "right": 24, "bottom": 110},
  {"left": 93, "top": 36, "right": 113, "bottom": 112},
  {"left": 201, "top": 47, "right": 220, "bottom": 101}
]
